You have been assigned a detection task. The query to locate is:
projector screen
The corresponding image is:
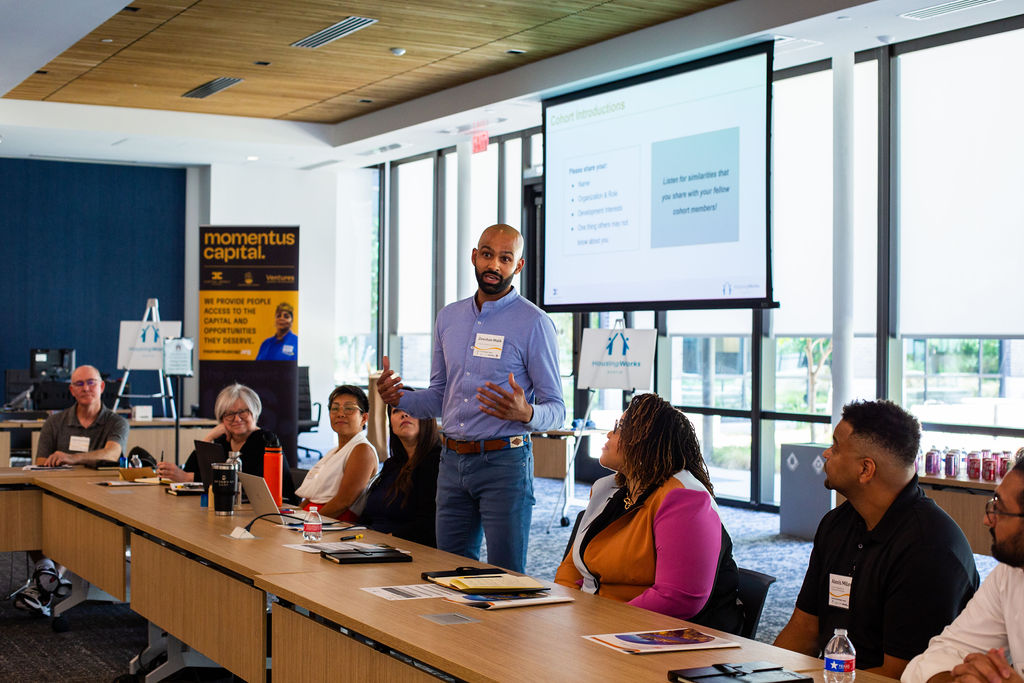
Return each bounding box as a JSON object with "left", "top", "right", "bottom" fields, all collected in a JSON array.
[{"left": 541, "top": 42, "right": 773, "bottom": 312}]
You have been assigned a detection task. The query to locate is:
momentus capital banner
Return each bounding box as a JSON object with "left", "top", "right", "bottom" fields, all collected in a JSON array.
[{"left": 199, "top": 226, "right": 299, "bottom": 361}]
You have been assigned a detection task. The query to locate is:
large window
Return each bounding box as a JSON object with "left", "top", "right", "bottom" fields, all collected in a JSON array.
[
  {"left": 335, "top": 167, "right": 380, "bottom": 384},
  {"left": 393, "top": 157, "right": 436, "bottom": 387},
  {"left": 897, "top": 27, "right": 1024, "bottom": 427}
]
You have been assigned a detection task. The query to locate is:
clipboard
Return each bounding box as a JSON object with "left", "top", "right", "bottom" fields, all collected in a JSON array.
[
  {"left": 421, "top": 566, "right": 547, "bottom": 593},
  {"left": 320, "top": 547, "right": 411, "bottom": 564},
  {"left": 668, "top": 662, "right": 813, "bottom": 683}
]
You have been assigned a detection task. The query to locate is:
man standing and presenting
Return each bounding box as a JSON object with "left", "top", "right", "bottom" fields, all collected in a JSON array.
[
  {"left": 14, "top": 364, "right": 129, "bottom": 615},
  {"left": 377, "top": 224, "right": 565, "bottom": 573},
  {"left": 902, "top": 457, "right": 1024, "bottom": 683},
  {"left": 774, "top": 400, "right": 978, "bottom": 679}
]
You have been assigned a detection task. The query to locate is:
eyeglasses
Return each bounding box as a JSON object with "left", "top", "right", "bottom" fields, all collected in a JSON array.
[
  {"left": 221, "top": 408, "right": 252, "bottom": 422},
  {"left": 329, "top": 404, "right": 364, "bottom": 416},
  {"left": 611, "top": 419, "right": 622, "bottom": 434},
  {"left": 71, "top": 379, "right": 101, "bottom": 388},
  {"left": 985, "top": 497, "right": 1024, "bottom": 521}
]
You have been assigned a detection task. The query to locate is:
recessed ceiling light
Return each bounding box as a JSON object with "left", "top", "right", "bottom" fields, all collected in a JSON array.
[
  {"left": 389, "top": 47, "right": 406, "bottom": 56},
  {"left": 101, "top": 38, "right": 113, "bottom": 43},
  {"left": 246, "top": 155, "right": 259, "bottom": 161},
  {"left": 506, "top": 49, "right": 526, "bottom": 55}
]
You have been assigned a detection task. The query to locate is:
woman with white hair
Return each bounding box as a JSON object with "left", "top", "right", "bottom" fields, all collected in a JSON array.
[{"left": 157, "top": 383, "right": 297, "bottom": 502}]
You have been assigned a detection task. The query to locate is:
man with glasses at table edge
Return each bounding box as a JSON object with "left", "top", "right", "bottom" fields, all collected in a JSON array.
[
  {"left": 376, "top": 223, "right": 565, "bottom": 574},
  {"left": 903, "top": 454, "right": 1024, "bottom": 683},
  {"left": 14, "top": 365, "right": 129, "bottom": 616}
]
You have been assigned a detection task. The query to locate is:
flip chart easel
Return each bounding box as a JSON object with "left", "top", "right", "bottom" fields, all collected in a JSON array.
[{"left": 114, "top": 298, "right": 181, "bottom": 418}]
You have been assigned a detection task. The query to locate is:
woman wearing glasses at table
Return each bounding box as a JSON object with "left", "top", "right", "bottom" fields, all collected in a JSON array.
[
  {"left": 555, "top": 393, "right": 743, "bottom": 632},
  {"left": 157, "top": 383, "right": 298, "bottom": 502},
  {"left": 294, "top": 385, "right": 377, "bottom": 520}
]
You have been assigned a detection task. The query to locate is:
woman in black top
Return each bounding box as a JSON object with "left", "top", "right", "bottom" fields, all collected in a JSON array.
[
  {"left": 359, "top": 395, "right": 441, "bottom": 547},
  {"left": 156, "top": 383, "right": 297, "bottom": 503}
]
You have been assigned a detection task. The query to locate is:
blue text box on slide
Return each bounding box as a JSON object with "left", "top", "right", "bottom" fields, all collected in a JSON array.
[{"left": 650, "top": 127, "right": 739, "bottom": 248}]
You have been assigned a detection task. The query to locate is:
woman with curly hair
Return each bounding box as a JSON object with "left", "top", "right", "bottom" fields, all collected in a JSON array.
[{"left": 555, "top": 393, "right": 742, "bottom": 632}]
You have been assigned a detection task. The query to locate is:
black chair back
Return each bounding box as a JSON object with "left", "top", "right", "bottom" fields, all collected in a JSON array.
[{"left": 737, "top": 567, "right": 777, "bottom": 639}]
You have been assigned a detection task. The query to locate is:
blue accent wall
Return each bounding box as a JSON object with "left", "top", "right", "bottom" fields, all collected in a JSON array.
[{"left": 1, "top": 158, "right": 186, "bottom": 397}]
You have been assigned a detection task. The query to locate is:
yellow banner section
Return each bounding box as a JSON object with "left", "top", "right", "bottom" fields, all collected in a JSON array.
[{"left": 199, "top": 290, "right": 299, "bottom": 361}]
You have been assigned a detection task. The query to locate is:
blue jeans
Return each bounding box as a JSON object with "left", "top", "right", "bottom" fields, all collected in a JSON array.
[{"left": 436, "top": 443, "right": 535, "bottom": 573}]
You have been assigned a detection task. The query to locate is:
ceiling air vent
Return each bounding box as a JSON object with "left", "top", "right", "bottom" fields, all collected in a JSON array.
[
  {"left": 292, "top": 17, "right": 378, "bottom": 48},
  {"left": 901, "top": 0, "right": 1001, "bottom": 20},
  {"left": 182, "top": 77, "right": 242, "bottom": 99}
]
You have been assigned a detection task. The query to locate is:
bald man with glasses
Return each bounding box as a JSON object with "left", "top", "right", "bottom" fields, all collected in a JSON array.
[
  {"left": 902, "top": 456, "right": 1024, "bottom": 683},
  {"left": 36, "top": 364, "right": 128, "bottom": 467},
  {"left": 14, "top": 365, "right": 129, "bottom": 616}
]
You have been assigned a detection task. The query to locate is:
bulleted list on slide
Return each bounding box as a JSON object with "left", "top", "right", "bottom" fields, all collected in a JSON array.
[{"left": 563, "top": 146, "right": 639, "bottom": 255}]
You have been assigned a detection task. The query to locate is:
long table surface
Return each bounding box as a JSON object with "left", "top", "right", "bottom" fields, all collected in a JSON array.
[{"left": 15, "top": 469, "right": 896, "bottom": 683}]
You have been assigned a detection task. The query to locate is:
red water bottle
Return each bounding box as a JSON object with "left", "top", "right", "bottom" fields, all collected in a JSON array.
[{"left": 263, "top": 445, "right": 283, "bottom": 507}]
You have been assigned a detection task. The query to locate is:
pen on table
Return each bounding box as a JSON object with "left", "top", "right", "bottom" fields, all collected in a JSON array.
[{"left": 338, "top": 534, "right": 364, "bottom": 541}]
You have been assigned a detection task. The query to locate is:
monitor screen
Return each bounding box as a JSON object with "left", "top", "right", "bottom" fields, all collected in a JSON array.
[
  {"left": 541, "top": 42, "right": 774, "bottom": 312},
  {"left": 29, "top": 348, "right": 76, "bottom": 379}
]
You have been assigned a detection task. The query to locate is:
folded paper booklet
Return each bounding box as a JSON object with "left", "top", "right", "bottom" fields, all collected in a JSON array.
[
  {"left": 429, "top": 573, "right": 547, "bottom": 594},
  {"left": 583, "top": 627, "right": 739, "bottom": 654},
  {"left": 119, "top": 467, "right": 156, "bottom": 482},
  {"left": 444, "top": 591, "right": 573, "bottom": 610}
]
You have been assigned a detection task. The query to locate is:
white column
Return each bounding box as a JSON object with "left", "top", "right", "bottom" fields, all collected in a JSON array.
[
  {"left": 456, "top": 141, "right": 475, "bottom": 300},
  {"left": 832, "top": 53, "right": 855, "bottom": 425}
]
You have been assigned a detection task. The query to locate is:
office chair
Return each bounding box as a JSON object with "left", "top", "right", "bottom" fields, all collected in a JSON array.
[
  {"left": 736, "top": 567, "right": 777, "bottom": 639},
  {"left": 296, "top": 366, "right": 322, "bottom": 459}
]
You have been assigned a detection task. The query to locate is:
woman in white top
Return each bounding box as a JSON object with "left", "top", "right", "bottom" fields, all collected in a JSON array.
[{"left": 295, "top": 385, "right": 377, "bottom": 520}]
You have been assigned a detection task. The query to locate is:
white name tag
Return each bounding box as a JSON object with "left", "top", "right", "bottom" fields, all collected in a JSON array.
[
  {"left": 68, "top": 435, "right": 90, "bottom": 453},
  {"left": 282, "top": 344, "right": 295, "bottom": 356},
  {"left": 472, "top": 333, "right": 504, "bottom": 359},
  {"left": 828, "top": 573, "right": 852, "bottom": 609}
]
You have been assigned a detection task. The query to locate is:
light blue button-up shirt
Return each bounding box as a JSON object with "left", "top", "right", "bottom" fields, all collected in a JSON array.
[{"left": 398, "top": 288, "right": 565, "bottom": 441}]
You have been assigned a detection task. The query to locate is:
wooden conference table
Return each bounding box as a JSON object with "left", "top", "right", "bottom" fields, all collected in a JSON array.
[{"left": 4, "top": 468, "right": 895, "bottom": 683}]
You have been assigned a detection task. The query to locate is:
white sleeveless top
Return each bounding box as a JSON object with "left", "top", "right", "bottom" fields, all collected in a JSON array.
[{"left": 295, "top": 431, "right": 376, "bottom": 504}]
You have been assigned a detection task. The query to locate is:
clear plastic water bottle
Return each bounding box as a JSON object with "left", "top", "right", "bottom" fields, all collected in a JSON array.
[
  {"left": 302, "top": 506, "right": 323, "bottom": 542},
  {"left": 824, "top": 628, "right": 856, "bottom": 683}
]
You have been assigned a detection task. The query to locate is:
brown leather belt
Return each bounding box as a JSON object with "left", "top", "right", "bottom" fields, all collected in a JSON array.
[{"left": 442, "top": 434, "right": 530, "bottom": 454}]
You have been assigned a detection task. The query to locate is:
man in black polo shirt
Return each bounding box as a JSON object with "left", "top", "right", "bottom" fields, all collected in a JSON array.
[{"left": 774, "top": 399, "right": 978, "bottom": 679}]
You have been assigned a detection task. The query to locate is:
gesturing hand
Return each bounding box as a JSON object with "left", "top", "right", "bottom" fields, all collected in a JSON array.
[
  {"left": 377, "top": 356, "right": 405, "bottom": 406},
  {"left": 952, "top": 648, "right": 1021, "bottom": 683},
  {"left": 477, "top": 372, "right": 534, "bottom": 424}
]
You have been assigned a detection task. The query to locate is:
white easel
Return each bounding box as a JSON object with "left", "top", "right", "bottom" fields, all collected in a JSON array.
[{"left": 114, "top": 298, "right": 177, "bottom": 418}]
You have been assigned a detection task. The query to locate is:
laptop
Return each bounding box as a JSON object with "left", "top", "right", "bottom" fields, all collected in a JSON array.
[
  {"left": 238, "top": 472, "right": 339, "bottom": 527},
  {"left": 194, "top": 440, "right": 227, "bottom": 490}
]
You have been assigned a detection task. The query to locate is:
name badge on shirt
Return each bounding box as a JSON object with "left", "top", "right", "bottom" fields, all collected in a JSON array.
[
  {"left": 283, "top": 344, "right": 295, "bottom": 356},
  {"left": 828, "top": 573, "right": 852, "bottom": 609},
  {"left": 68, "top": 435, "right": 90, "bottom": 453},
  {"left": 472, "top": 333, "right": 504, "bottom": 359}
]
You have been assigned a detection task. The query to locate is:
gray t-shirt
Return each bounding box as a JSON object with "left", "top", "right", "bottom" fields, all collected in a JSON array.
[{"left": 36, "top": 404, "right": 130, "bottom": 462}]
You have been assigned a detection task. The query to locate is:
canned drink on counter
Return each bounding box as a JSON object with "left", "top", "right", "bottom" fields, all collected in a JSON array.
[
  {"left": 967, "top": 453, "right": 982, "bottom": 480},
  {"left": 925, "top": 450, "right": 942, "bottom": 476},
  {"left": 945, "top": 451, "right": 961, "bottom": 477},
  {"left": 999, "top": 455, "right": 1012, "bottom": 479},
  {"left": 982, "top": 457, "right": 997, "bottom": 482}
]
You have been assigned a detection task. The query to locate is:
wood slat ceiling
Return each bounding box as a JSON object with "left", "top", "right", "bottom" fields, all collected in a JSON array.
[{"left": 4, "top": 0, "right": 736, "bottom": 124}]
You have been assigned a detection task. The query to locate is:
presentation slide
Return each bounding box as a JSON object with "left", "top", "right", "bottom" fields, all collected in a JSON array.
[{"left": 542, "top": 44, "right": 771, "bottom": 311}]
